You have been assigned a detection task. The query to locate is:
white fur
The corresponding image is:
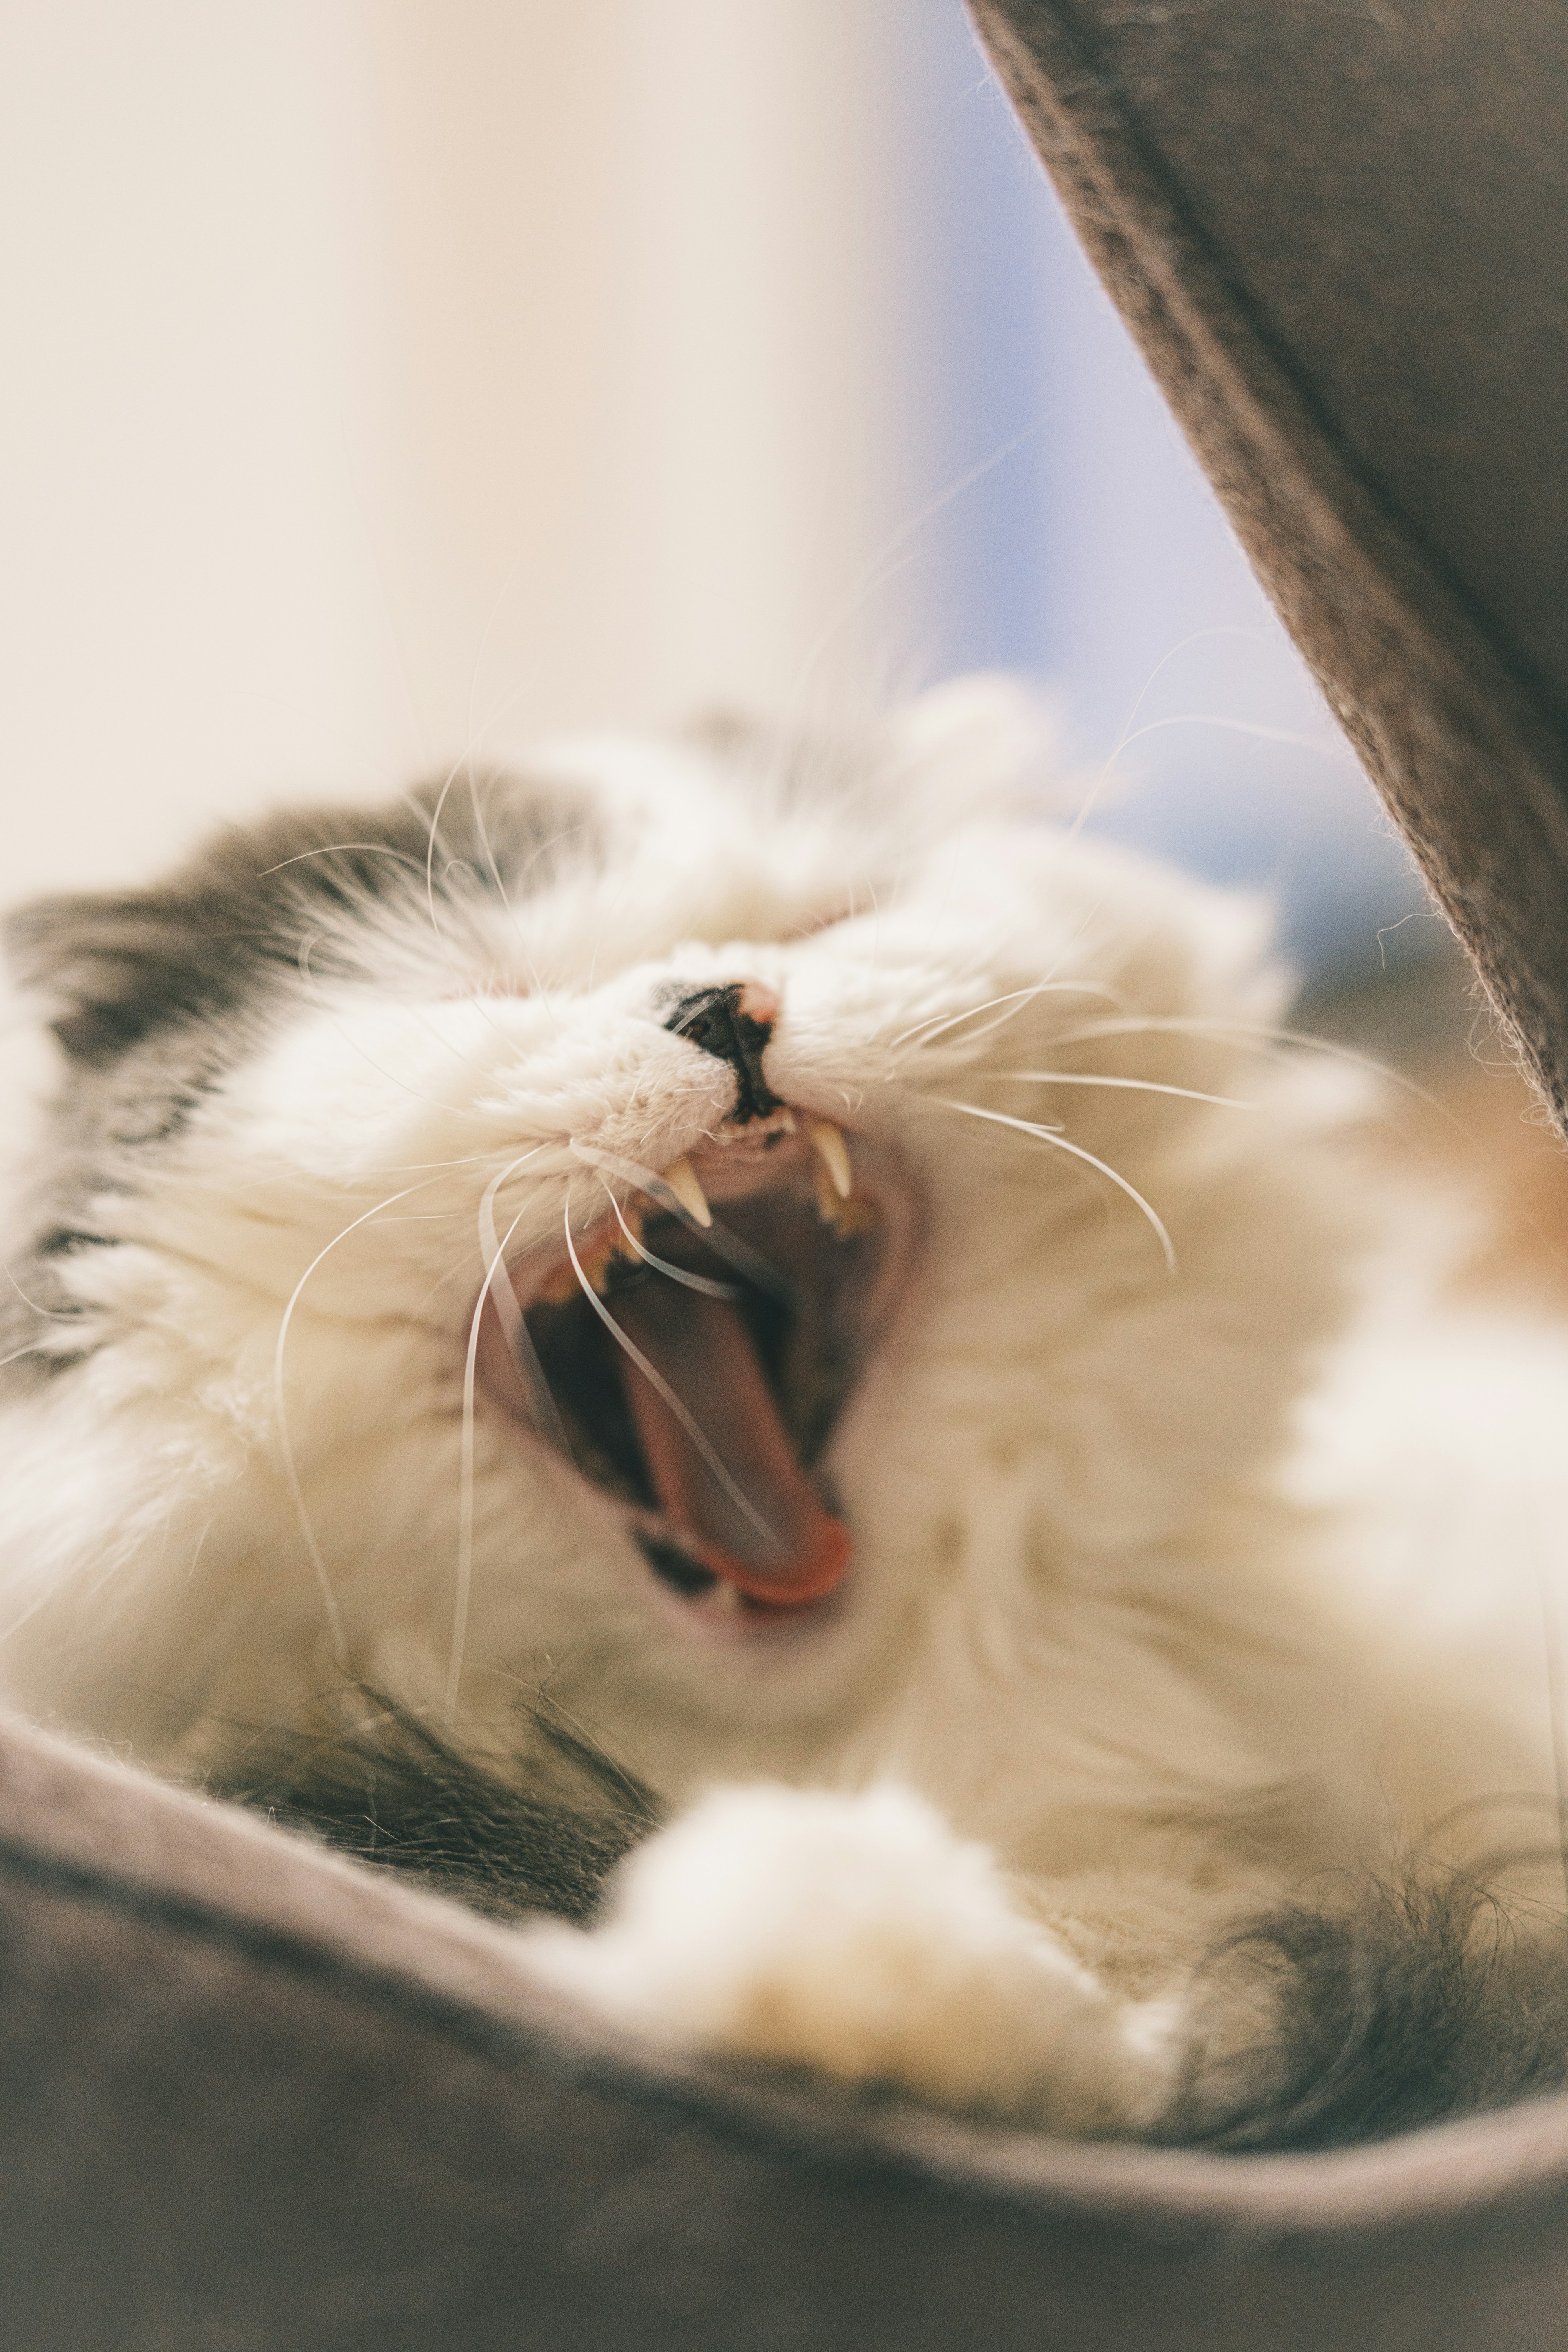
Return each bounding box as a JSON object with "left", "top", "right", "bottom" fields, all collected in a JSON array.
[{"left": 3, "top": 686, "right": 1566, "bottom": 2134}]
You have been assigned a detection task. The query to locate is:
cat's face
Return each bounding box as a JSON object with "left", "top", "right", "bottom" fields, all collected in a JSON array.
[{"left": 0, "top": 690, "right": 1351, "bottom": 1801}]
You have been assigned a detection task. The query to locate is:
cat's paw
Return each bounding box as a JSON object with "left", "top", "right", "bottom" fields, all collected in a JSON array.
[{"left": 523, "top": 1783, "right": 1176, "bottom": 2133}]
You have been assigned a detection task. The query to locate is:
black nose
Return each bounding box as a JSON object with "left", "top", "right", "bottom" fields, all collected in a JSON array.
[{"left": 661, "top": 981, "right": 782, "bottom": 1123}]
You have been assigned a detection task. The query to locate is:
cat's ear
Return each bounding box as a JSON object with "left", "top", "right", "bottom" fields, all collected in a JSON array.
[
  {"left": 3, "top": 889, "right": 229, "bottom": 1067},
  {"left": 887, "top": 674, "right": 1065, "bottom": 811}
]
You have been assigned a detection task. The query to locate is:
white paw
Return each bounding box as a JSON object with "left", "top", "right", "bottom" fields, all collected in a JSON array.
[{"left": 523, "top": 1784, "right": 1176, "bottom": 2133}]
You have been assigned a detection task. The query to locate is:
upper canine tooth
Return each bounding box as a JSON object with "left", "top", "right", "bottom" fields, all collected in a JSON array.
[
  {"left": 808, "top": 1119, "right": 853, "bottom": 1200},
  {"left": 660, "top": 1154, "right": 712, "bottom": 1227}
]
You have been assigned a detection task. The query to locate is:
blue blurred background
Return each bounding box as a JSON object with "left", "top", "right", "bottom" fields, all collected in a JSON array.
[{"left": 898, "top": 2, "right": 1431, "bottom": 987}]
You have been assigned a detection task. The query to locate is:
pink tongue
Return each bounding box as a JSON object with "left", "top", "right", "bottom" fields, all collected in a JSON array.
[{"left": 610, "top": 1285, "right": 850, "bottom": 1606}]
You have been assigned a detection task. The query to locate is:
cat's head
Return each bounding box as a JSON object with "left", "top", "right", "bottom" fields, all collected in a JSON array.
[{"left": 0, "top": 684, "right": 1361, "bottom": 1793}]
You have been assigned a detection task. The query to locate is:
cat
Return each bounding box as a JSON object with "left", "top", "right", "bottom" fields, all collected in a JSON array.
[{"left": 4, "top": 677, "right": 1568, "bottom": 2149}]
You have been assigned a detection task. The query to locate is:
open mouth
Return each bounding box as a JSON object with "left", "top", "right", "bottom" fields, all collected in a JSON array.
[{"left": 474, "top": 1120, "right": 916, "bottom": 1628}]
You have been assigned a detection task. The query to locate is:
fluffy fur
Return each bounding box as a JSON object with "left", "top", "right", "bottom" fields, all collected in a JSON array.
[{"left": 4, "top": 679, "right": 1568, "bottom": 2147}]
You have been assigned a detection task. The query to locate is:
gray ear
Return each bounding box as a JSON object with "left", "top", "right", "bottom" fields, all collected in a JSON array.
[
  {"left": 3, "top": 796, "right": 430, "bottom": 1069},
  {"left": 5, "top": 776, "right": 601, "bottom": 1071},
  {"left": 3, "top": 889, "right": 242, "bottom": 1068}
]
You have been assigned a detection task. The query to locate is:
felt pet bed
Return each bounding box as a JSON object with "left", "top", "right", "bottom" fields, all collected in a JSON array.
[{"left": 7, "top": 3, "right": 1568, "bottom": 2343}]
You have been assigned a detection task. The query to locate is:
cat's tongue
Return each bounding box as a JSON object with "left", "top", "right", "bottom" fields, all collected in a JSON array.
[{"left": 610, "top": 1285, "right": 850, "bottom": 1606}]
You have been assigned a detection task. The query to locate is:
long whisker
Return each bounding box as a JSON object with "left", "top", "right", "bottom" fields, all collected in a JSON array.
[
  {"left": 788, "top": 412, "right": 1050, "bottom": 710},
  {"left": 569, "top": 1140, "right": 794, "bottom": 1303},
  {"left": 258, "top": 844, "right": 429, "bottom": 879},
  {"left": 274, "top": 1180, "right": 437, "bottom": 1670},
  {"left": 1044, "top": 1015, "right": 1458, "bottom": 1125},
  {"left": 1109, "top": 712, "right": 1345, "bottom": 759},
  {"left": 1065, "top": 623, "right": 1276, "bottom": 843},
  {"left": 1056, "top": 1015, "right": 1568, "bottom": 1287},
  {"left": 599, "top": 1185, "right": 742, "bottom": 1300},
  {"left": 447, "top": 1151, "right": 550, "bottom": 1726},
  {"left": 473, "top": 1155, "right": 564, "bottom": 1448},
  {"left": 935, "top": 1098, "right": 1178, "bottom": 1274},
  {"left": 562, "top": 1206, "right": 780, "bottom": 1551},
  {"left": 3, "top": 1264, "right": 80, "bottom": 1321},
  {"left": 989, "top": 1071, "right": 1256, "bottom": 1110},
  {"left": 422, "top": 761, "right": 464, "bottom": 944},
  {"left": 459, "top": 762, "right": 576, "bottom": 1014},
  {"left": 889, "top": 980, "right": 1123, "bottom": 1054}
]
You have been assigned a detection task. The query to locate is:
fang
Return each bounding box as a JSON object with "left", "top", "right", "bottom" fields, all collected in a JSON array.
[
  {"left": 659, "top": 1155, "right": 713, "bottom": 1227},
  {"left": 808, "top": 1119, "right": 853, "bottom": 1200}
]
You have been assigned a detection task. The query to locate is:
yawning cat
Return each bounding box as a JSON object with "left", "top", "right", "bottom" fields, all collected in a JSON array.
[{"left": 4, "top": 682, "right": 1567, "bottom": 2147}]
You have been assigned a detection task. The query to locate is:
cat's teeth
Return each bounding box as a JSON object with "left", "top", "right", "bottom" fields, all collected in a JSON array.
[
  {"left": 775, "top": 1106, "right": 797, "bottom": 1133},
  {"left": 539, "top": 1206, "right": 643, "bottom": 1303},
  {"left": 808, "top": 1119, "right": 853, "bottom": 1200},
  {"left": 660, "top": 1154, "right": 712, "bottom": 1227}
]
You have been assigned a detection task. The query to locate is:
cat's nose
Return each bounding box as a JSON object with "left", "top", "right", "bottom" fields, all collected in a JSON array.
[{"left": 661, "top": 980, "right": 782, "bottom": 1123}]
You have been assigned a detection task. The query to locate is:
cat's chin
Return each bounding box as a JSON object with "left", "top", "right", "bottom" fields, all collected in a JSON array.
[
  {"left": 474, "top": 1122, "right": 920, "bottom": 1637},
  {"left": 633, "top": 1549, "right": 856, "bottom": 1648}
]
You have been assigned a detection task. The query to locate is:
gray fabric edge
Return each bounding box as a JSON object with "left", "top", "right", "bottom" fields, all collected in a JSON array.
[
  {"left": 9, "top": 1710, "right": 1568, "bottom": 2253},
  {"left": 968, "top": 0, "right": 1568, "bottom": 1136}
]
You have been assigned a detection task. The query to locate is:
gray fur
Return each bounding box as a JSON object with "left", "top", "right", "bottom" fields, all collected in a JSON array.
[
  {"left": 0, "top": 775, "right": 597, "bottom": 1384},
  {"left": 1172, "top": 1866, "right": 1568, "bottom": 2151},
  {"left": 202, "top": 1690, "right": 659, "bottom": 1926}
]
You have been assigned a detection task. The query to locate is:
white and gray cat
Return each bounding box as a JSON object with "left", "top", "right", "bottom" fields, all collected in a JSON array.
[{"left": 4, "top": 681, "right": 1568, "bottom": 2148}]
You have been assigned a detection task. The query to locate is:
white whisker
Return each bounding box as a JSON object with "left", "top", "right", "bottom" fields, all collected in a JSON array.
[
  {"left": 562, "top": 1207, "right": 779, "bottom": 1551},
  {"left": 599, "top": 1185, "right": 742, "bottom": 1300},
  {"left": 422, "top": 761, "right": 463, "bottom": 944},
  {"left": 274, "top": 1180, "right": 437, "bottom": 1671},
  {"left": 3, "top": 1264, "right": 79, "bottom": 1321},
  {"left": 890, "top": 980, "right": 1121, "bottom": 1054},
  {"left": 1112, "top": 712, "right": 1343, "bottom": 758},
  {"left": 257, "top": 844, "right": 428, "bottom": 879},
  {"left": 569, "top": 1140, "right": 792, "bottom": 1300},
  {"left": 1047, "top": 1015, "right": 1456, "bottom": 1124},
  {"left": 935, "top": 1098, "right": 1178, "bottom": 1274},
  {"left": 788, "top": 412, "right": 1050, "bottom": 708},
  {"left": 447, "top": 1150, "right": 549, "bottom": 1725},
  {"left": 1065, "top": 624, "right": 1274, "bottom": 842},
  {"left": 991, "top": 1071, "right": 1255, "bottom": 1110}
]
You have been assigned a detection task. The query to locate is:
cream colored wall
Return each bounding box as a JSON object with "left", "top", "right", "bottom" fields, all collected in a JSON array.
[
  {"left": 361, "top": 1, "right": 906, "bottom": 757},
  {"left": 0, "top": 2, "right": 911, "bottom": 907}
]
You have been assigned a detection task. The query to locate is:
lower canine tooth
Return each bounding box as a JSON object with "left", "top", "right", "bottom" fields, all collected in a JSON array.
[
  {"left": 808, "top": 1119, "right": 853, "bottom": 1200},
  {"left": 576, "top": 1236, "right": 617, "bottom": 1292},
  {"left": 660, "top": 1154, "right": 712, "bottom": 1227}
]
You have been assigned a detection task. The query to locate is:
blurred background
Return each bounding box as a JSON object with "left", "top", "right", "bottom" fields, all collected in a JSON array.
[{"left": 2, "top": 0, "right": 1559, "bottom": 1274}]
